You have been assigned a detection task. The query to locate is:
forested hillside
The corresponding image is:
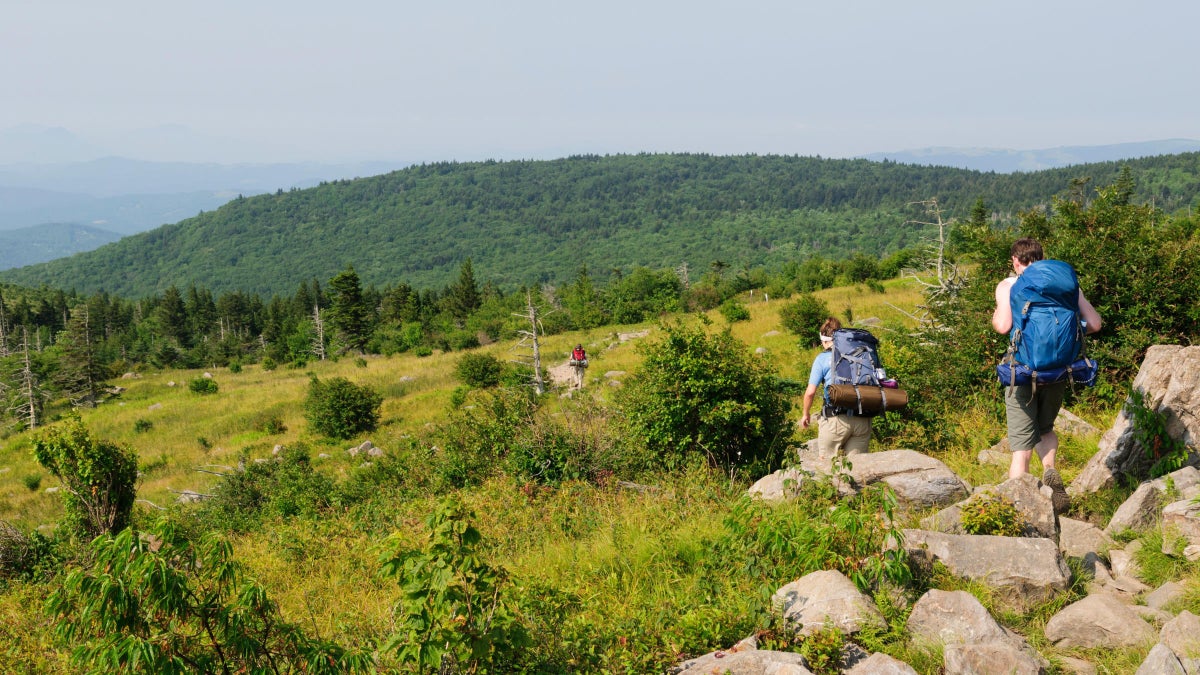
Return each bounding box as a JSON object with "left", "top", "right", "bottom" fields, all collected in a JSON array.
[{"left": 4, "top": 152, "right": 1199, "bottom": 297}]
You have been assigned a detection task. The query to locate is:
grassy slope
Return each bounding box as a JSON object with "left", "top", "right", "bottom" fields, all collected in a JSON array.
[{"left": 0, "top": 278, "right": 1147, "bottom": 673}]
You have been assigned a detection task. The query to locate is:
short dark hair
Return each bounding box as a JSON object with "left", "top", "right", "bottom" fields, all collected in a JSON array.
[{"left": 1011, "top": 238, "right": 1044, "bottom": 265}]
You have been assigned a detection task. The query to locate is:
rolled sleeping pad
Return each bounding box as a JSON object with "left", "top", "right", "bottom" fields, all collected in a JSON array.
[{"left": 826, "top": 384, "right": 908, "bottom": 413}]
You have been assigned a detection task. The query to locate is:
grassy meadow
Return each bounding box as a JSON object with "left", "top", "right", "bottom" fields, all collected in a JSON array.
[{"left": 1, "top": 276, "right": 1165, "bottom": 674}]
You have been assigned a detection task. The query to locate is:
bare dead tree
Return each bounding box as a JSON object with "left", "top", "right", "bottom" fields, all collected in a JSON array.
[
  {"left": 0, "top": 298, "right": 9, "bottom": 359},
  {"left": 11, "top": 327, "right": 45, "bottom": 431},
  {"left": 675, "top": 262, "right": 691, "bottom": 289},
  {"left": 512, "top": 289, "right": 547, "bottom": 395},
  {"left": 902, "top": 198, "right": 966, "bottom": 323},
  {"left": 310, "top": 302, "right": 327, "bottom": 361}
]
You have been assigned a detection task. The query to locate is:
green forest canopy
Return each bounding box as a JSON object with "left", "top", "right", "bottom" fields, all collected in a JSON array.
[{"left": 3, "top": 152, "right": 1199, "bottom": 298}]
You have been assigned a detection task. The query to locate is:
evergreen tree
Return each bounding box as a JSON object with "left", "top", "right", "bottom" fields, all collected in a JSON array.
[
  {"left": 444, "top": 258, "right": 481, "bottom": 324},
  {"left": 327, "top": 266, "right": 371, "bottom": 354},
  {"left": 54, "top": 305, "right": 107, "bottom": 408}
]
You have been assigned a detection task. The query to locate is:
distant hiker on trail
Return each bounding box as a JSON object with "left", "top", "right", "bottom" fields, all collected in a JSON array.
[
  {"left": 800, "top": 317, "right": 872, "bottom": 459},
  {"left": 569, "top": 343, "right": 588, "bottom": 389},
  {"left": 993, "top": 237, "right": 1101, "bottom": 513}
]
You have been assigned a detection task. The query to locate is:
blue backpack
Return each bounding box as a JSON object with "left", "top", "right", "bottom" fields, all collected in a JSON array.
[
  {"left": 824, "top": 328, "right": 885, "bottom": 416},
  {"left": 998, "top": 259, "right": 1097, "bottom": 387}
]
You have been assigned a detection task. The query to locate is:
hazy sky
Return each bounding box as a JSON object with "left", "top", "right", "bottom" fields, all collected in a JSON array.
[{"left": 5, "top": 0, "right": 1198, "bottom": 164}]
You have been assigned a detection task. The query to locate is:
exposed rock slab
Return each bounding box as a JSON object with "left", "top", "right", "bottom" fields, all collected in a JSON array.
[
  {"left": 844, "top": 652, "right": 917, "bottom": 674},
  {"left": 847, "top": 450, "right": 971, "bottom": 508},
  {"left": 772, "top": 570, "right": 886, "bottom": 636},
  {"left": 1074, "top": 345, "right": 1200, "bottom": 495},
  {"left": 1059, "top": 516, "right": 1114, "bottom": 559},
  {"left": 1106, "top": 467, "right": 1200, "bottom": 534},
  {"left": 1044, "top": 593, "right": 1157, "bottom": 649},
  {"left": 900, "top": 530, "right": 1070, "bottom": 607}
]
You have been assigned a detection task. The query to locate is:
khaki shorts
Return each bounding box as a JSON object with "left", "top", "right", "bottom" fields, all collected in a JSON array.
[
  {"left": 817, "top": 413, "right": 872, "bottom": 458},
  {"left": 1004, "top": 381, "right": 1066, "bottom": 452}
]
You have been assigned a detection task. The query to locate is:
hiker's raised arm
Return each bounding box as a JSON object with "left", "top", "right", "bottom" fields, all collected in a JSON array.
[
  {"left": 992, "top": 278, "right": 1014, "bottom": 334},
  {"left": 1078, "top": 292, "right": 1102, "bottom": 334}
]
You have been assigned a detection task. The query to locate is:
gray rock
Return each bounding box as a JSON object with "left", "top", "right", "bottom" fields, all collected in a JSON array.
[
  {"left": 847, "top": 450, "right": 971, "bottom": 508},
  {"left": 772, "top": 570, "right": 887, "bottom": 636},
  {"left": 148, "top": 402, "right": 163, "bottom": 410},
  {"left": 1162, "top": 499, "right": 1200, "bottom": 551},
  {"left": 906, "top": 589, "right": 1019, "bottom": 646},
  {"left": 900, "top": 530, "right": 1070, "bottom": 608},
  {"left": 1135, "top": 643, "right": 1186, "bottom": 675},
  {"left": 1106, "top": 467, "right": 1200, "bottom": 534},
  {"left": 1044, "top": 594, "right": 1157, "bottom": 649},
  {"left": 748, "top": 468, "right": 808, "bottom": 502},
  {"left": 943, "top": 641, "right": 1046, "bottom": 675},
  {"left": 1074, "top": 346, "right": 1200, "bottom": 495},
  {"left": 845, "top": 653, "right": 918, "bottom": 674},
  {"left": 1057, "top": 408, "right": 1101, "bottom": 437},
  {"left": 978, "top": 442, "right": 1010, "bottom": 467},
  {"left": 1146, "top": 581, "right": 1188, "bottom": 611},
  {"left": 673, "top": 636, "right": 812, "bottom": 674},
  {"left": 1059, "top": 516, "right": 1114, "bottom": 559},
  {"left": 1160, "top": 611, "right": 1200, "bottom": 659},
  {"left": 1109, "top": 545, "right": 1143, "bottom": 580}
]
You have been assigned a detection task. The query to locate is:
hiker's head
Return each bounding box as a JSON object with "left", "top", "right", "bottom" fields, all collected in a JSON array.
[
  {"left": 819, "top": 317, "right": 841, "bottom": 347},
  {"left": 575, "top": 344, "right": 582, "bottom": 350},
  {"left": 1011, "top": 238, "right": 1044, "bottom": 267}
]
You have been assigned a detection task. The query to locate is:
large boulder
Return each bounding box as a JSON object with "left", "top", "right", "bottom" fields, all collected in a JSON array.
[
  {"left": 672, "top": 635, "right": 812, "bottom": 674},
  {"left": 1134, "top": 644, "right": 1186, "bottom": 675},
  {"left": 1105, "top": 466, "right": 1200, "bottom": 534},
  {"left": 772, "top": 570, "right": 887, "bottom": 636},
  {"left": 899, "top": 530, "right": 1070, "bottom": 608},
  {"left": 943, "top": 642, "right": 1046, "bottom": 675},
  {"left": 844, "top": 653, "right": 917, "bottom": 674},
  {"left": 1044, "top": 594, "right": 1157, "bottom": 649},
  {"left": 1073, "top": 346, "right": 1200, "bottom": 495},
  {"left": 1058, "top": 517, "right": 1114, "bottom": 559},
  {"left": 748, "top": 469, "right": 808, "bottom": 502},
  {"left": 847, "top": 450, "right": 971, "bottom": 508},
  {"left": 906, "top": 589, "right": 1047, "bottom": 674}
]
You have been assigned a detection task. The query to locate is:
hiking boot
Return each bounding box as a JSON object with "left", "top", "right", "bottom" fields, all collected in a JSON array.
[{"left": 1043, "top": 467, "right": 1070, "bottom": 515}]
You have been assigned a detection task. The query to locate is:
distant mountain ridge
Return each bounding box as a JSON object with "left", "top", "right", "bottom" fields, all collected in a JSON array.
[
  {"left": 0, "top": 223, "right": 122, "bottom": 271},
  {"left": 4, "top": 151, "right": 1199, "bottom": 299},
  {"left": 860, "top": 139, "right": 1200, "bottom": 173}
]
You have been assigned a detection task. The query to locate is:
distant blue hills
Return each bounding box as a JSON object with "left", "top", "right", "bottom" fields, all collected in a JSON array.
[{"left": 859, "top": 139, "right": 1200, "bottom": 173}]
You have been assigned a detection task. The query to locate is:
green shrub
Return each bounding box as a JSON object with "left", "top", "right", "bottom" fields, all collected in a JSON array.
[
  {"left": 455, "top": 352, "right": 504, "bottom": 388},
  {"left": 0, "top": 521, "right": 58, "bottom": 581},
  {"left": 133, "top": 418, "right": 153, "bottom": 433},
  {"left": 378, "top": 496, "right": 529, "bottom": 672},
  {"left": 354, "top": 356, "right": 367, "bottom": 368},
  {"left": 434, "top": 387, "right": 538, "bottom": 488},
  {"left": 616, "top": 319, "right": 793, "bottom": 476},
  {"left": 800, "top": 623, "right": 845, "bottom": 675},
  {"left": 21, "top": 473, "right": 41, "bottom": 492},
  {"left": 414, "top": 345, "right": 433, "bottom": 357},
  {"left": 188, "top": 377, "right": 218, "bottom": 395},
  {"left": 718, "top": 298, "right": 751, "bottom": 323},
  {"left": 304, "top": 375, "right": 382, "bottom": 440},
  {"left": 228, "top": 360, "right": 242, "bottom": 373},
  {"left": 261, "top": 356, "right": 278, "bottom": 371},
  {"left": 254, "top": 414, "right": 287, "bottom": 435},
  {"left": 46, "top": 519, "right": 372, "bottom": 673},
  {"left": 778, "top": 293, "right": 831, "bottom": 346},
  {"left": 960, "top": 490, "right": 1025, "bottom": 537},
  {"left": 199, "top": 446, "right": 336, "bottom": 532},
  {"left": 32, "top": 417, "right": 138, "bottom": 538}
]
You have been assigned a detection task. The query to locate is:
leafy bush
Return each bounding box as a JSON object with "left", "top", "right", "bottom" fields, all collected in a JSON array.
[
  {"left": 32, "top": 417, "right": 138, "bottom": 537},
  {"left": 256, "top": 414, "right": 287, "bottom": 435},
  {"left": 0, "top": 520, "right": 58, "bottom": 580},
  {"left": 21, "top": 473, "right": 41, "bottom": 491},
  {"left": 718, "top": 298, "right": 751, "bottom": 323},
  {"left": 778, "top": 293, "right": 831, "bottom": 346},
  {"left": 434, "top": 387, "right": 539, "bottom": 488},
  {"left": 1128, "top": 388, "right": 1190, "bottom": 478},
  {"left": 616, "top": 319, "right": 793, "bottom": 476},
  {"left": 198, "top": 445, "right": 336, "bottom": 532},
  {"left": 133, "top": 418, "right": 153, "bottom": 433},
  {"left": 228, "top": 360, "right": 242, "bottom": 373},
  {"left": 261, "top": 356, "right": 277, "bottom": 371},
  {"left": 304, "top": 375, "right": 382, "bottom": 440},
  {"left": 455, "top": 352, "right": 504, "bottom": 388},
  {"left": 800, "top": 623, "right": 846, "bottom": 675},
  {"left": 46, "top": 519, "right": 372, "bottom": 674},
  {"left": 959, "top": 490, "right": 1025, "bottom": 537},
  {"left": 187, "top": 377, "right": 218, "bottom": 395},
  {"left": 378, "top": 496, "right": 529, "bottom": 673}
]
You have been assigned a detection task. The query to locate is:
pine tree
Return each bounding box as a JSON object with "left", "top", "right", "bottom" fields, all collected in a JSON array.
[
  {"left": 327, "top": 266, "right": 371, "bottom": 354},
  {"left": 54, "top": 305, "right": 107, "bottom": 408},
  {"left": 445, "top": 258, "right": 481, "bottom": 324}
]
